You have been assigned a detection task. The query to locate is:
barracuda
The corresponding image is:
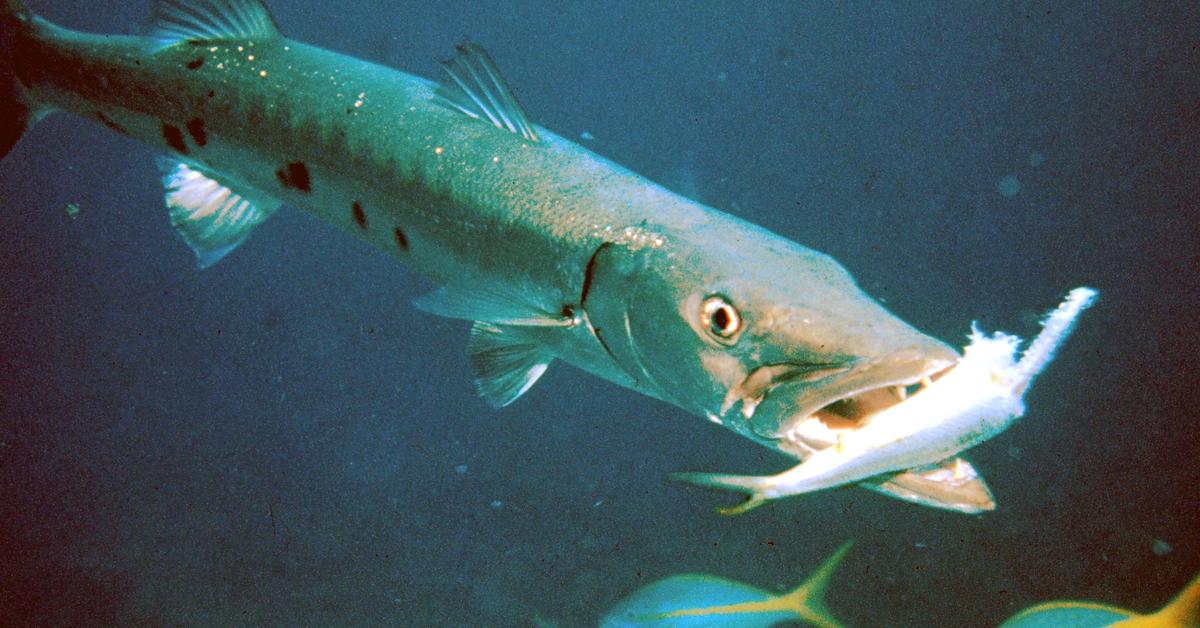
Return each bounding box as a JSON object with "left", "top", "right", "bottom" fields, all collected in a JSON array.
[{"left": 3, "top": 0, "right": 1064, "bottom": 514}]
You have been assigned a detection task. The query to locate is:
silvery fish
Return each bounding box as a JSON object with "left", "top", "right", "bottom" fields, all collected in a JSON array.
[{"left": 2, "top": 0, "right": 1030, "bottom": 513}]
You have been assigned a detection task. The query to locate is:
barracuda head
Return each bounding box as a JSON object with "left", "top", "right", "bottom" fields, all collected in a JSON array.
[{"left": 583, "top": 222, "right": 959, "bottom": 441}]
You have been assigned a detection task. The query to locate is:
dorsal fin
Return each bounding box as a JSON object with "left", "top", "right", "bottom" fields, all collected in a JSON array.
[
  {"left": 151, "top": 0, "right": 279, "bottom": 48},
  {"left": 437, "top": 42, "right": 539, "bottom": 142}
]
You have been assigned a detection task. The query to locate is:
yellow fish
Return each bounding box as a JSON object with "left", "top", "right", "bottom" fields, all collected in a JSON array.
[
  {"left": 601, "top": 542, "right": 850, "bottom": 627},
  {"left": 1000, "top": 570, "right": 1200, "bottom": 627}
]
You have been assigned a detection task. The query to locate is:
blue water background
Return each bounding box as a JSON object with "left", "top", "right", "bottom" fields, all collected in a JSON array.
[{"left": 1, "top": 1, "right": 1197, "bottom": 625}]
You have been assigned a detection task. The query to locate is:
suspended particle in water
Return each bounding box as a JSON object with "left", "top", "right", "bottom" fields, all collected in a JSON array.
[
  {"left": 998, "top": 175, "right": 1021, "bottom": 197},
  {"left": 1029, "top": 152, "right": 1046, "bottom": 167},
  {"left": 1152, "top": 539, "right": 1172, "bottom": 556}
]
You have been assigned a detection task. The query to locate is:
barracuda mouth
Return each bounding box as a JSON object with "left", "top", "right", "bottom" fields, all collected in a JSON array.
[
  {"left": 802, "top": 372, "right": 948, "bottom": 426},
  {"left": 778, "top": 359, "right": 957, "bottom": 454},
  {"left": 721, "top": 352, "right": 957, "bottom": 442}
]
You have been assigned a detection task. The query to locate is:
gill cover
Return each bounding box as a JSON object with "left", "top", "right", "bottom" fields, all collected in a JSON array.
[
  {"left": 581, "top": 239, "right": 712, "bottom": 410},
  {"left": 583, "top": 243, "right": 659, "bottom": 392}
]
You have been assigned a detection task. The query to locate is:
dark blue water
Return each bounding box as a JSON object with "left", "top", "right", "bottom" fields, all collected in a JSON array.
[{"left": 2, "top": 2, "right": 1197, "bottom": 626}]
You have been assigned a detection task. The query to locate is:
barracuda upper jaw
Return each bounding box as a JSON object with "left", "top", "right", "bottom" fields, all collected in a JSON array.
[
  {"left": 720, "top": 362, "right": 853, "bottom": 420},
  {"left": 744, "top": 349, "right": 953, "bottom": 440}
]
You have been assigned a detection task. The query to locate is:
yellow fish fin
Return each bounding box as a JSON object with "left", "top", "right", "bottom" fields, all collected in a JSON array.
[
  {"left": 1113, "top": 570, "right": 1200, "bottom": 628},
  {"left": 776, "top": 541, "right": 853, "bottom": 628},
  {"left": 654, "top": 544, "right": 852, "bottom": 624},
  {"left": 716, "top": 495, "right": 767, "bottom": 516}
]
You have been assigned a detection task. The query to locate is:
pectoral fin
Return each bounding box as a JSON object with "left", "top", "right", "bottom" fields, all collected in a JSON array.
[
  {"left": 418, "top": 281, "right": 579, "bottom": 407},
  {"left": 414, "top": 285, "right": 579, "bottom": 328}
]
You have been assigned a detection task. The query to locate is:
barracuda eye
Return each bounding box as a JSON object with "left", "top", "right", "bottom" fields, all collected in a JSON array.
[{"left": 701, "top": 295, "right": 742, "bottom": 343}]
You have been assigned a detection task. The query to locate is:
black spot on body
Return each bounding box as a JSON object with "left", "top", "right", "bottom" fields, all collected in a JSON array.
[
  {"left": 186, "top": 57, "right": 205, "bottom": 70},
  {"left": 351, "top": 201, "right": 367, "bottom": 229},
  {"left": 186, "top": 117, "right": 207, "bottom": 147},
  {"left": 161, "top": 123, "right": 187, "bottom": 154},
  {"left": 289, "top": 162, "right": 310, "bottom": 192},
  {"left": 275, "top": 162, "right": 311, "bottom": 193},
  {"left": 290, "top": 163, "right": 310, "bottom": 191},
  {"left": 393, "top": 227, "right": 408, "bottom": 251},
  {"left": 207, "top": 90, "right": 215, "bottom": 98}
]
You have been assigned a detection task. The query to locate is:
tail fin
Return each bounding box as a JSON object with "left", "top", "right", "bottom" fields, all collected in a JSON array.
[
  {"left": 1, "top": 0, "right": 33, "bottom": 160},
  {"left": 779, "top": 541, "right": 852, "bottom": 628},
  {"left": 1136, "top": 570, "right": 1200, "bottom": 627},
  {"left": 670, "top": 470, "right": 773, "bottom": 515}
]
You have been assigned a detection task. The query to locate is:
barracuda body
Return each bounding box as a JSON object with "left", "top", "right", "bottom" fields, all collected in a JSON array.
[{"left": 3, "top": 0, "right": 1091, "bottom": 515}]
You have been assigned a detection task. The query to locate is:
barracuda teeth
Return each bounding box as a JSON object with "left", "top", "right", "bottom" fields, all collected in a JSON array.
[
  {"left": 740, "top": 396, "right": 762, "bottom": 419},
  {"left": 920, "top": 377, "right": 933, "bottom": 389},
  {"left": 719, "top": 389, "right": 763, "bottom": 420},
  {"left": 719, "top": 392, "right": 738, "bottom": 416},
  {"left": 893, "top": 385, "right": 907, "bottom": 401}
]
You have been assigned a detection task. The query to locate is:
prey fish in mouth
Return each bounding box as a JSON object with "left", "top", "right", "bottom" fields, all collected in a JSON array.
[{"left": 675, "top": 287, "right": 1098, "bottom": 514}]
